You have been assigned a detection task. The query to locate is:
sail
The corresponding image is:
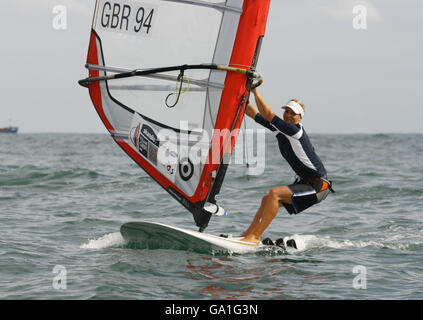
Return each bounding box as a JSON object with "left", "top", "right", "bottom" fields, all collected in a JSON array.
[{"left": 79, "top": 0, "right": 270, "bottom": 230}]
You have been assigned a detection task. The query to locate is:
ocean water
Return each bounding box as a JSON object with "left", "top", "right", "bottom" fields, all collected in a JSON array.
[{"left": 0, "top": 132, "right": 422, "bottom": 300}]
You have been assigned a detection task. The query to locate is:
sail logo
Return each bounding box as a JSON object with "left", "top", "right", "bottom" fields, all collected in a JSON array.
[
  {"left": 131, "top": 123, "right": 142, "bottom": 150},
  {"left": 138, "top": 124, "right": 159, "bottom": 165},
  {"left": 129, "top": 122, "right": 159, "bottom": 165},
  {"left": 141, "top": 124, "right": 159, "bottom": 146},
  {"left": 157, "top": 139, "right": 179, "bottom": 183},
  {"left": 97, "top": 0, "right": 157, "bottom": 37}
]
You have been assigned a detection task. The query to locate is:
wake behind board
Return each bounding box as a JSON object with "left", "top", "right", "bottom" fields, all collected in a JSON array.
[{"left": 120, "top": 221, "right": 282, "bottom": 254}]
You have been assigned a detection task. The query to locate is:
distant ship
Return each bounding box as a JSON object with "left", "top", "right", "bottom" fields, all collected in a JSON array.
[{"left": 0, "top": 126, "right": 18, "bottom": 133}]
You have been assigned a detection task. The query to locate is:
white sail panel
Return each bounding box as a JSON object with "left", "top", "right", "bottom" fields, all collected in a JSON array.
[
  {"left": 93, "top": 0, "right": 240, "bottom": 130},
  {"left": 89, "top": 0, "right": 242, "bottom": 197}
]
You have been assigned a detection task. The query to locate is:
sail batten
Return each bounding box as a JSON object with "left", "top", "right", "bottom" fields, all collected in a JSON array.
[{"left": 86, "top": 64, "right": 225, "bottom": 89}]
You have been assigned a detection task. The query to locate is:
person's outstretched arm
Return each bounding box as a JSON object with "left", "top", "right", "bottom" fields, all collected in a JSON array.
[
  {"left": 246, "top": 103, "right": 258, "bottom": 119},
  {"left": 245, "top": 101, "right": 275, "bottom": 132},
  {"left": 251, "top": 88, "right": 275, "bottom": 122}
]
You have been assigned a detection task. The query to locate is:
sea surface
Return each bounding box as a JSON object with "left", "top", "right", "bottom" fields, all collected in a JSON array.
[{"left": 1, "top": 132, "right": 422, "bottom": 300}]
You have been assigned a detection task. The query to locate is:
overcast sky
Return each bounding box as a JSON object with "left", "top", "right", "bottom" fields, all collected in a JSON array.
[{"left": 1, "top": 0, "right": 422, "bottom": 134}]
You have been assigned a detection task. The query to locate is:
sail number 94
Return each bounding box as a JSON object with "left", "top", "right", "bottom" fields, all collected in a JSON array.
[{"left": 99, "top": 1, "right": 156, "bottom": 36}]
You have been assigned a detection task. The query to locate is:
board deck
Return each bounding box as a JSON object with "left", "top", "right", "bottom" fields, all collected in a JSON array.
[{"left": 120, "top": 221, "right": 283, "bottom": 254}]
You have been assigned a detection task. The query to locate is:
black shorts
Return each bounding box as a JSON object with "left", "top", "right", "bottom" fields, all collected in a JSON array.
[{"left": 281, "top": 178, "right": 330, "bottom": 214}]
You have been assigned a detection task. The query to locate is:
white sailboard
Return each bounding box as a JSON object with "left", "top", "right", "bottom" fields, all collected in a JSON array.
[
  {"left": 120, "top": 221, "right": 298, "bottom": 254},
  {"left": 79, "top": 1, "right": 271, "bottom": 240},
  {"left": 120, "top": 221, "right": 266, "bottom": 254}
]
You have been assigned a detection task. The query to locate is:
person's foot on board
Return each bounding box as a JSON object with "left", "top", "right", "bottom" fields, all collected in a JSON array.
[{"left": 241, "top": 234, "right": 260, "bottom": 245}]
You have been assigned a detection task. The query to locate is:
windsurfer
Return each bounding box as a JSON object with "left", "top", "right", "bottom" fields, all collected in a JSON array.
[{"left": 241, "top": 88, "right": 333, "bottom": 244}]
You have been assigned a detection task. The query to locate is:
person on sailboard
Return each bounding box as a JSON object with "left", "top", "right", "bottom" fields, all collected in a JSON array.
[{"left": 241, "top": 88, "right": 333, "bottom": 244}]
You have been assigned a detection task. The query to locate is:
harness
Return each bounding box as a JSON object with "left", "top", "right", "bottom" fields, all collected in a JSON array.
[
  {"left": 293, "top": 176, "right": 335, "bottom": 204},
  {"left": 321, "top": 177, "right": 335, "bottom": 193}
]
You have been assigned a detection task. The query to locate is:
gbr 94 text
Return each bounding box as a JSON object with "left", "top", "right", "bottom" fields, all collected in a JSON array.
[{"left": 99, "top": 0, "right": 156, "bottom": 36}]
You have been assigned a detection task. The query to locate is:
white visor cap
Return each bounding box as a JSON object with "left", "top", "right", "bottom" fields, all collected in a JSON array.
[{"left": 282, "top": 100, "right": 304, "bottom": 117}]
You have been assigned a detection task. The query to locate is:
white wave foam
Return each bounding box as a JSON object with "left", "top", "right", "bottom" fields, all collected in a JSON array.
[
  {"left": 80, "top": 232, "right": 127, "bottom": 249},
  {"left": 284, "top": 234, "right": 414, "bottom": 252}
]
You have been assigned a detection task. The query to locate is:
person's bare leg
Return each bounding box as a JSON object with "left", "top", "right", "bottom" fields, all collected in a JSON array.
[
  {"left": 241, "top": 186, "right": 293, "bottom": 244},
  {"left": 240, "top": 195, "right": 268, "bottom": 237}
]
